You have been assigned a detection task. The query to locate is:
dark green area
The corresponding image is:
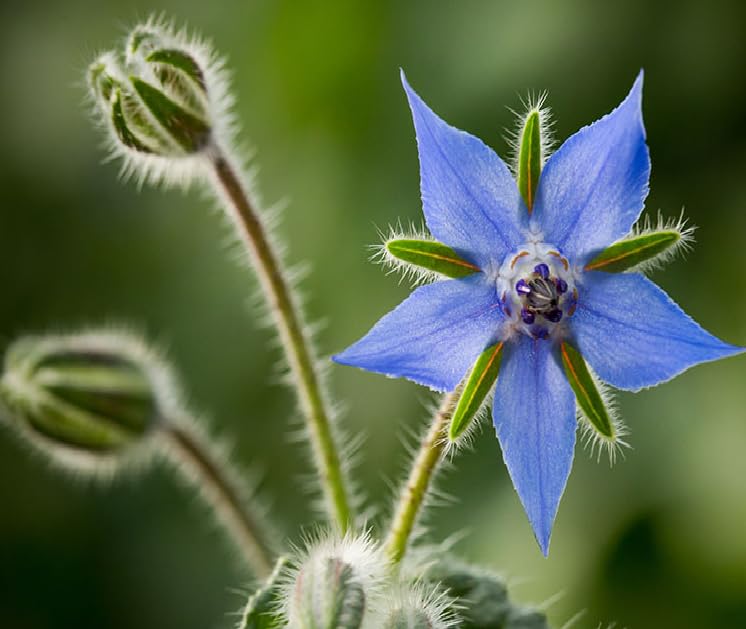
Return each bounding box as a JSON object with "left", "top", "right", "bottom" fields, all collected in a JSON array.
[
  {"left": 131, "top": 77, "right": 210, "bottom": 152},
  {"left": 1, "top": 1, "right": 745, "bottom": 629},
  {"left": 147, "top": 49, "right": 207, "bottom": 92}
]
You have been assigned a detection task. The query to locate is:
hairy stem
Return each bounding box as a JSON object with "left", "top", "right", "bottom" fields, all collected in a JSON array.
[
  {"left": 161, "top": 420, "right": 275, "bottom": 578},
  {"left": 384, "top": 391, "right": 460, "bottom": 564},
  {"left": 206, "top": 149, "right": 353, "bottom": 531}
]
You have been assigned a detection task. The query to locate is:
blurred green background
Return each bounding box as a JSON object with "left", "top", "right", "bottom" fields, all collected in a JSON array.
[{"left": 1, "top": 1, "right": 745, "bottom": 627}]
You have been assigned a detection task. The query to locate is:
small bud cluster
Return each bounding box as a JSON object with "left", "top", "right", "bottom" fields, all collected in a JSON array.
[{"left": 87, "top": 17, "right": 234, "bottom": 186}]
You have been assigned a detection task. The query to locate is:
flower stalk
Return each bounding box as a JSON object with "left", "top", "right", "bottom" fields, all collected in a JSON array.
[
  {"left": 160, "top": 417, "right": 275, "bottom": 577},
  {"left": 208, "top": 151, "right": 354, "bottom": 532},
  {"left": 384, "top": 390, "right": 459, "bottom": 565}
]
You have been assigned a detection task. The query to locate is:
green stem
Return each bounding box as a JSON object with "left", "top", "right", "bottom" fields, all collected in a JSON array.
[
  {"left": 161, "top": 419, "right": 275, "bottom": 578},
  {"left": 207, "top": 150, "right": 353, "bottom": 532},
  {"left": 384, "top": 390, "right": 459, "bottom": 564}
]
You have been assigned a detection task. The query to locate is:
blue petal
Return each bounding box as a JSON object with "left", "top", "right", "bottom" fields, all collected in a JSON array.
[
  {"left": 533, "top": 71, "right": 650, "bottom": 264},
  {"left": 401, "top": 71, "right": 526, "bottom": 269},
  {"left": 572, "top": 272, "right": 744, "bottom": 391},
  {"left": 492, "top": 336, "right": 576, "bottom": 555},
  {"left": 333, "top": 275, "right": 504, "bottom": 392}
]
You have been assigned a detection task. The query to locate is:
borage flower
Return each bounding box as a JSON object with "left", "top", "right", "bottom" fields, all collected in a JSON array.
[{"left": 334, "top": 70, "right": 744, "bottom": 554}]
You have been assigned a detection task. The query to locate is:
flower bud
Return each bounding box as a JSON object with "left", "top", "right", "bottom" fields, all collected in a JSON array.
[
  {"left": 87, "top": 20, "right": 216, "bottom": 163},
  {"left": 284, "top": 532, "right": 386, "bottom": 629},
  {"left": 0, "top": 330, "right": 177, "bottom": 468}
]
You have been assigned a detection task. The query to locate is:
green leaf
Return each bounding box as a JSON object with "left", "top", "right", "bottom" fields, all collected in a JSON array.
[
  {"left": 584, "top": 230, "right": 680, "bottom": 273},
  {"left": 240, "top": 556, "right": 288, "bottom": 629},
  {"left": 130, "top": 77, "right": 210, "bottom": 152},
  {"left": 449, "top": 343, "right": 504, "bottom": 441},
  {"left": 517, "top": 110, "right": 542, "bottom": 213},
  {"left": 560, "top": 342, "right": 613, "bottom": 438},
  {"left": 386, "top": 239, "right": 479, "bottom": 278}
]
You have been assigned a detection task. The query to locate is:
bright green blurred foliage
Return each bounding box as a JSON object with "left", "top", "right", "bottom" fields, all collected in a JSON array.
[{"left": 1, "top": 1, "right": 745, "bottom": 628}]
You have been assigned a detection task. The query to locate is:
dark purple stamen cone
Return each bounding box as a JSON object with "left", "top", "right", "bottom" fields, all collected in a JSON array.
[
  {"left": 516, "top": 279, "right": 531, "bottom": 295},
  {"left": 534, "top": 263, "right": 550, "bottom": 279},
  {"left": 521, "top": 308, "right": 535, "bottom": 324},
  {"left": 545, "top": 309, "right": 563, "bottom": 323},
  {"left": 555, "top": 278, "right": 568, "bottom": 294}
]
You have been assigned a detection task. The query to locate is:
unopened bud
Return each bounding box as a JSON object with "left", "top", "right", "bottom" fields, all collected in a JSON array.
[
  {"left": 87, "top": 21, "right": 215, "bottom": 161},
  {"left": 284, "top": 532, "right": 386, "bottom": 629},
  {"left": 0, "top": 330, "right": 176, "bottom": 467}
]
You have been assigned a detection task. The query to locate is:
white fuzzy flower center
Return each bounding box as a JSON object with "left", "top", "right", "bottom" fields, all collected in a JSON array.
[{"left": 496, "top": 242, "right": 578, "bottom": 340}]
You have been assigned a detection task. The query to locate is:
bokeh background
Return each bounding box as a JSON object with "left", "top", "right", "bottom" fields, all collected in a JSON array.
[{"left": 1, "top": 1, "right": 745, "bottom": 627}]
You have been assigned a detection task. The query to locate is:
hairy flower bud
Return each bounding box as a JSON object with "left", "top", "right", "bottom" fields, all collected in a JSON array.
[
  {"left": 86, "top": 18, "right": 231, "bottom": 185},
  {"left": 0, "top": 330, "right": 178, "bottom": 469},
  {"left": 283, "top": 532, "right": 386, "bottom": 629}
]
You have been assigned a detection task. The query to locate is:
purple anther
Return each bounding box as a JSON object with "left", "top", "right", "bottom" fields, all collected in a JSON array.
[
  {"left": 545, "top": 308, "right": 563, "bottom": 323},
  {"left": 516, "top": 279, "right": 531, "bottom": 295},
  {"left": 531, "top": 326, "right": 549, "bottom": 340},
  {"left": 555, "top": 278, "right": 568, "bottom": 294},
  {"left": 534, "top": 263, "right": 550, "bottom": 279},
  {"left": 521, "top": 308, "right": 535, "bottom": 324}
]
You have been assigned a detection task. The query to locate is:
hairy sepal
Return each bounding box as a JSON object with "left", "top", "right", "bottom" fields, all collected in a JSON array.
[
  {"left": 507, "top": 92, "right": 555, "bottom": 206},
  {"left": 585, "top": 211, "right": 695, "bottom": 273},
  {"left": 448, "top": 342, "right": 503, "bottom": 443},
  {"left": 517, "top": 110, "right": 542, "bottom": 213},
  {"left": 372, "top": 224, "right": 480, "bottom": 286},
  {"left": 559, "top": 342, "right": 627, "bottom": 463}
]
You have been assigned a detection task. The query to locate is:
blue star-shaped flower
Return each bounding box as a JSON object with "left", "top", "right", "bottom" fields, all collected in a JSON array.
[{"left": 334, "top": 71, "right": 743, "bottom": 554}]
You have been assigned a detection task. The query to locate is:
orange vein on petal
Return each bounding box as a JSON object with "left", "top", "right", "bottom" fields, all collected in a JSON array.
[
  {"left": 584, "top": 240, "right": 666, "bottom": 271},
  {"left": 462, "top": 342, "right": 503, "bottom": 413},
  {"left": 396, "top": 246, "right": 481, "bottom": 272},
  {"left": 560, "top": 343, "right": 597, "bottom": 423}
]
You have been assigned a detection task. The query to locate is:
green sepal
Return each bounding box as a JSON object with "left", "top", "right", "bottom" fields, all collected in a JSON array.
[
  {"left": 584, "top": 230, "right": 680, "bottom": 273},
  {"left": 240, "top": 556, "right": 288, "bottom": 629},
  {"left": 449, "top": 342, "right": 503, "bottom": 442},
  {"left": 560, "top": 342, "right": 613, "bottom": 438},
  {"left": 517, "top": 110, "right": 542, "bottom": 213},
  {"left": 131, "top": 77, "right": 210, "bottom": 152},
  {"left": 112, "top": 89, "right": 154, "bottom": 154},
  {"left": 147, "top": 48, "right": 207, "bottom": 92},
  {"left": 386, "top": 239, "right": 479, "bottom": 279}
]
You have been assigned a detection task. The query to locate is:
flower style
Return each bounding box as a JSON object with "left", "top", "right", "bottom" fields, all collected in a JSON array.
[{"left": 334, "top": 70, "right": 744, "bottom": 554}]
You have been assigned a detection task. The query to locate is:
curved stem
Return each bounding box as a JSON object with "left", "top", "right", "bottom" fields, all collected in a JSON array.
[
  {"left": 206, "top": 149, "right": 353, "bottom": 531},
  {"left": 384, "top": 390, "right": 460, "bottom": 564},
  {"left": 161, "top": 420, "right": 275, "bottom": 578}
]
